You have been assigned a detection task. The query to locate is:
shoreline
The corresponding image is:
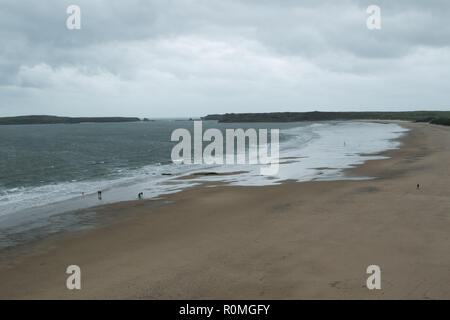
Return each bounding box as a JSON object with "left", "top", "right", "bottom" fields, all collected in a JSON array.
[
  {"left": 0, "top": 120, "right": 404, "bottom": 250},
  {"left": 0, "top": 121, "right": 449, "bottom": 299}
]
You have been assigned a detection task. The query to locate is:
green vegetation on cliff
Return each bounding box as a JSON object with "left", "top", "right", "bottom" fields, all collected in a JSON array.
[
  {"left": 202, "top": 111, "right": 450, "bottom": 125},
  {"left": 429, "top": 118, "right": 450, "bottom": 126}
]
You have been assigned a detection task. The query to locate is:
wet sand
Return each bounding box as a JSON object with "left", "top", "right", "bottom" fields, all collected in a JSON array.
[{"left": 0, "top": 121, "right": 449, "bottom": 299}]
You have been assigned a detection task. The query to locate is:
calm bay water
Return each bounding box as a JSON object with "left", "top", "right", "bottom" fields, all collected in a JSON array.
[{"left": 0, "top": 120, "right": 299, "bottom": 217}]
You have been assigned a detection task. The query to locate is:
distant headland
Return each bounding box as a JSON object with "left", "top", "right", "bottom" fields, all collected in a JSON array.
[
  {"left": 202, "top": 111, "right": 450, "bottom": 125},
  {"left": 2, "top": 112, "right": 449, "bottom": 126},
  {"left": 0, "top": 115, "right": 149, "bottom": 125}
]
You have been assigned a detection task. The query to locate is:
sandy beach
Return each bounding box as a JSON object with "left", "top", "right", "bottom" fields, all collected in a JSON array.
[{"left": 0, "top": 121, "right": 449, "bottom": 299}]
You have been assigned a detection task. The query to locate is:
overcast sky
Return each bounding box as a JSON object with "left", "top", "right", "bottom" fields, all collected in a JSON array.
[{"left": 1, "top": 0, "right": 449, "bottom": 117}]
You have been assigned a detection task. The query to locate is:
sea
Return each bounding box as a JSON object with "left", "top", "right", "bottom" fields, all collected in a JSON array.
[{"left": 0, "top": 120, "right": 408, "bottom": 248}]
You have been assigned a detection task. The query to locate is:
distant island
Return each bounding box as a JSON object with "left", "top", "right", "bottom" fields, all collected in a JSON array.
[
  {"left": 0, "top": 115, "right": 144, "bottom": 125},
  {"left": 202, "top": 111, "right": 450, "bottom": 125}
]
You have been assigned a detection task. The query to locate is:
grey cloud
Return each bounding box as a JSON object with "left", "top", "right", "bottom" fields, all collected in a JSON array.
[{"left": 0, "top": 0, "right": 449, "bottom": 116}]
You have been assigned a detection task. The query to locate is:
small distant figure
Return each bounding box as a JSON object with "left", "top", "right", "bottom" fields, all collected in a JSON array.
[
  {"left": 97, "top": 190, "right": 102, "bottom": 200},
  {"left": 416, "top": 184, "right": 420, "bottom": 190},
  {"left": 82, "top": 192, "right": 85, "bottom": 196},
  {"left": 138, "top": 192, "right": 143, "bottom": 200}
]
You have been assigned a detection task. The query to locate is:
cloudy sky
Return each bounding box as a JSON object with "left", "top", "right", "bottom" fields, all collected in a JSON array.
[{"left": 1, "top": 0, "right": 449, "bottom": 117}]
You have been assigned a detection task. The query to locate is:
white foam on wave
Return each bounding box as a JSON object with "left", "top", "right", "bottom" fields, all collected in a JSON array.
[{"left": 0, "top": 162, "right": 203, "bottom": 218}]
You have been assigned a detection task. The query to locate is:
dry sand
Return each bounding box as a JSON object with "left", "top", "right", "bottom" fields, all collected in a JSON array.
[{"left": 0, "top": 122, "right": 449, "bottom": 299}]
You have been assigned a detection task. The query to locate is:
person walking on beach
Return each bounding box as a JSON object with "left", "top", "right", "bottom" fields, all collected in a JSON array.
[
  {"left": 138, "top": 192, "right": 143, "bottom": 199},
  {"left": 98, "top": 190, "right": 102, "bottom": 200},
  {"left": 416, "top": 184, "right": 420, "bottom": 190}
]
